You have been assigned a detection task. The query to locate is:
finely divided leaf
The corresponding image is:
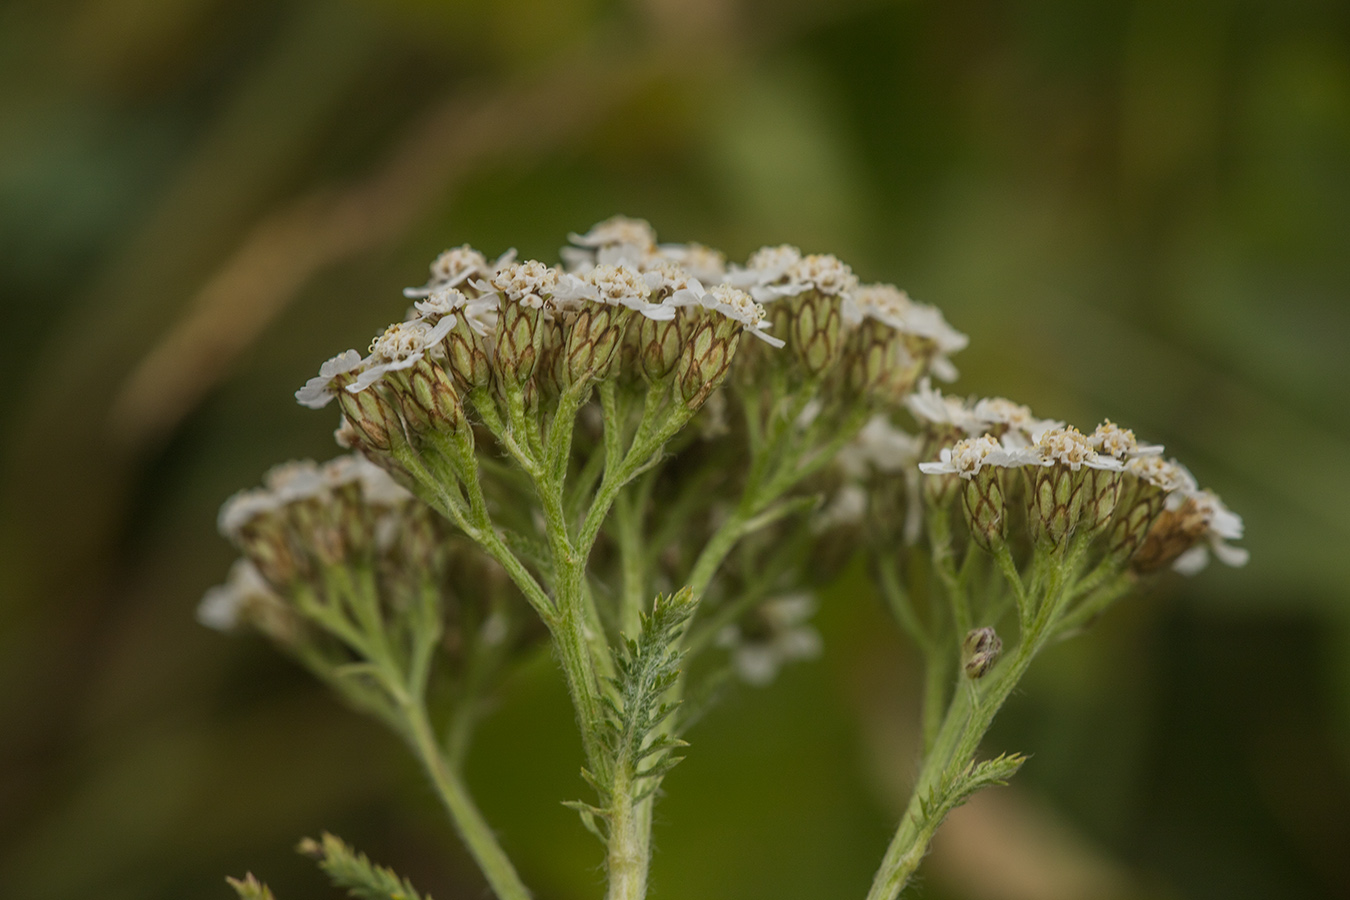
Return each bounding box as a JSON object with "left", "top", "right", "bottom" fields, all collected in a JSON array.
[{"left": 297, "top": 833, "right": 430, "bottom": 900}]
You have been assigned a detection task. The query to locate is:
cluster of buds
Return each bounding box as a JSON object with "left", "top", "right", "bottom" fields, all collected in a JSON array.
[
  {"left": 203, "top": 452, "right": 539, "bottom": 667},
  {"left": 906, "top": 382, "right": 1245, "bottom": 574}
]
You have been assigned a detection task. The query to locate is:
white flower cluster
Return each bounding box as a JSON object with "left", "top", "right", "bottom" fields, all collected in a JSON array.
[
  {"left": 558, "top": 217, "right": 964, "bottom": 359},
  {"left": 217, "top": 454, "right": 410, "bottom": 541},
  {"left": 844, "top": 285, "right": 969, "bottom": 381},
  {"left": 909, "top": 381, "right": 1244, "bottom": 572}
]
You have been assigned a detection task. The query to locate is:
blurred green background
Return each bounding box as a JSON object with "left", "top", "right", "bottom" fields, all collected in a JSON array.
[{"left": 2, "top": 0, "right": 1349, "bottom": 897}]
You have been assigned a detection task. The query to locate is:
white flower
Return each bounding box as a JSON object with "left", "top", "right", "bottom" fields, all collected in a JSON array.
[
  {"left": 971, "top": 396, "right": 1062, "bottom": 446},
  {"left": 641, "top": 261, "right": 708, "bottom": 310},
  {"left": 569, "top": 215, "right": 658, "bottom": 250},
  {"left": 198, "top": 559, "right": 278, "bottom": 631},
  {"left": 295, "top": 350, "right": 363, "bottom": 409},
  {"left": 347, "top": 318, "right": 455, "bottom": 393},
  {"left": 404, "top": 245, "right": 516, "bottom": 298},
  {"left": 1173, "top": 489, "right": 1248, "bottom": 574},
  {"left": 904, "top": 379, "right": 984, "bottom": 433},
  {"left": 845, "top": 284, "right": 968, "bottom": 381},
  {"left": 653, "top": 242, "right": 726, "bottom": 283},
  {"left": 562, "top": 216, "right": 658, "bottom": 272},
  {"left": 263, "top": 460, "right": 325, "bottom": 504},
  {"left": 1090, "top": 420, "right": 1164, "bottom": 459},
  {"left": 837, "top": 415, "right": 921, "bottom": 479},
  {"left": 583, "top": 263, "right": 675, "bottom": 320},
  {"left": 717, "top": 592, "right": 823, "bottom": 686},
  {"left": 786, "top": 253, "right": 858, "bottom": 297},
  {"left": 919, "top": 435, "right": 1040, "bottom": 478},
  {"left": 814, "top": 483, "right": 869, "bottom": 531},
  {"left": 486, "top": 260, "right": 559, "bottom": 309},
  {"left": 724, "top": 244, "right": 809, "bottom": 302},
  {"left": 217, "top": 488, "right": 281, "bottom": 539},
  {"left": 701, "top": 284, "right": 786, "bottom": 347},
  {"left": 320, "top": 454, "right": 411, "bottom": 505},
  {"left": 1126, "top": 456, "right": 1197, "bottom": 495},
  {"left": 1032, "top": 427, "right": 1124, "bottom": 471},
  {"left": 412, "top": 286, "right": 500, "bottom": 336}
]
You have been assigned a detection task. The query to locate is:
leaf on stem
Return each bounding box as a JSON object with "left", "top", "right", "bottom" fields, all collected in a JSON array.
[
  {"left": 297, "top": 833, "right": 431, "bottom": 900},
  {"left": 226, "top": 873, "right": 277, "bottom": 900},
  {"left": 576, "top": 587, "right": 696, "bottom": 829}
]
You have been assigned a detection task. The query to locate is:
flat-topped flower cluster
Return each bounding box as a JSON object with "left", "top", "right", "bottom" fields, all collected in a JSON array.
[{"left": 201, "top": 216, "right": 1248, "bottom": 900}]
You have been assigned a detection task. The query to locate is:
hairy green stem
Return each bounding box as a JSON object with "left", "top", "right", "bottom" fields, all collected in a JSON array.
[
  {"left": 865, "top": 545, "right": 1077, "bottom": 900},
  {"left": 401, "top": 699, "right": 532, "bottom": 900}
]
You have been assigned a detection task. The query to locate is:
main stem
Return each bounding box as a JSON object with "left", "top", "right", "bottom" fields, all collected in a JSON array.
[{"left": 605, "top": 767, "right": 652, "bottom": 900}]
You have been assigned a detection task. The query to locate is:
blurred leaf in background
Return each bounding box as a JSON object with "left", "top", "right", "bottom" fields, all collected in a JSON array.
[{"left": 1, "top": 0, "right": 1348, "bottom": 898}]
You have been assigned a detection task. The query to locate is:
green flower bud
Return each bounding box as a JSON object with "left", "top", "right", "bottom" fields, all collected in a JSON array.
[{"left": 961, "top": 467, "right": 1007, "bottom": 553}]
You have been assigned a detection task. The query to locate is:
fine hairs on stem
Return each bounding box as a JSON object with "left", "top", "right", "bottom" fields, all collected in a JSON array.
[{"left": 203, "top": 216, "right": 1247, "bottom": 900}]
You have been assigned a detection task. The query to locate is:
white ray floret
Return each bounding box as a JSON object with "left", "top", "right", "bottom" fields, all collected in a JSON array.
[
  {"left": 1173, "top": 489, "right": 1248, "bottom": 574},
  {"left": 296, "top": 349, "right": 364, "bottom": 409},
  {"left": 919, "top": 435, "right": 1040, "bottom": 478},
  {"left": 197, "top": 559, "right": 278, "bottom": 631},
  {"left": 699, "top": 283, "right": 785, "bottom": 346}
]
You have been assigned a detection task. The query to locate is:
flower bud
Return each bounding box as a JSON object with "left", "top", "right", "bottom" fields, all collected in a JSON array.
[
  {"left": 493, "top": 300, "right": 542, "bottom": 387},
  {"left": 638, "top": 313, "right": 686, "bottom": 383},
  {"left": 963, "top": 627, "right": 1002, "bottom": 679},
  {"left": 445, "top": 317, "right": 492, "bottom": 390},
  {"left": 398, "top": 358, "right": 466, "bottom": 434},
  {"left": 961, "top": 467, "right": 1006, "bottom": 553},
  {"left": 1130, "top": 497, "right": 1210, "bottom": 573},
  {"left": 789, "top": 289, "right": 845, "bottom": 376},
  {"left": 565, "top": 303, "right": 629, "bottom": 386},
  {"left": 676, "top": 313, "right": 740, "bottom": 409},
  {"left": 337, "top": 385, "right": 403, "bottom": 451}
]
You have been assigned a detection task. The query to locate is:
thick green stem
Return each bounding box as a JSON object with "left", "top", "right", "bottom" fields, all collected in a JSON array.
[{"left": 604, "top": 768, "right": 651, "bottom": 900}]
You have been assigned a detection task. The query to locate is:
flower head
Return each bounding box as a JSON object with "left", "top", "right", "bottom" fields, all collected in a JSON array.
[
  {"left": 414, "top": 286, "right": 499, "bottom": 336},
  {"left": 844, "top": 285, "right": 968, "bottom": 381},
  {"left": 654, "top": 242, "right": 726, "bottom": 284},
  {"left": 1125, "top": 455, "right": 1197, "bottom": 494},
  {"left": 489, "top": 260, "right": 560, "bottom": 309},
  {"left": 562, "top": 216, "right": 658, "bottom": 271},
  {"left": 724, "top": 244, "right": 809, "bottom": 302},
  {"left": 295, "top": 350, "right": 363, "bottom": 409},
  {"left": 717, "top": 592, "right": 823, "bottom": 686},
  {"left": 1033, "top": 427, "right": 1124, "bottom": 471},
  {"left": 197, "top": 559, "right": 280, "bottom": 632},
  {"left": 701, "top": 283, "right": 785, "bottom": 346},
  {"left": 1090, "top": 420, "right": 1163, "bottom": 460},
  {"left": 919, "top": 435, "right": 1037, "bottom": 479},
  {"left": 404, "top": 245, "right": 515, "bottom": 298},
  {"left": 348, "top": 318, "right": 455, "bottom": 393},
  {"left": 1172, "top": 489, "right": 1248, "bottom": 574}
]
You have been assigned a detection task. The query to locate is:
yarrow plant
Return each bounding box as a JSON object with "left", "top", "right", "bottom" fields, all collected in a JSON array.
[{"left": 204, "top": 216, "right": 1246, "bottom": 900}]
